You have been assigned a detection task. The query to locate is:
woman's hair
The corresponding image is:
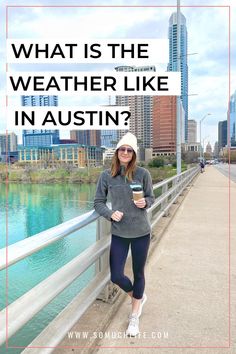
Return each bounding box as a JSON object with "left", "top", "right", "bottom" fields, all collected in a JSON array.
[{"left": 111, "top": 149, "right": 137, "bottom": 181}]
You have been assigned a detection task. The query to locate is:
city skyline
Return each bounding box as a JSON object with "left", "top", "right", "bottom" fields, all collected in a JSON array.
[{"left": 0, "top": 0, "right": 235, "bottom": 149}]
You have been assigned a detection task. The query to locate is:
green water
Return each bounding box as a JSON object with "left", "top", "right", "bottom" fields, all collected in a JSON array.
[{"left": 0, "top": 182, "right": 98, "bottom": 351}]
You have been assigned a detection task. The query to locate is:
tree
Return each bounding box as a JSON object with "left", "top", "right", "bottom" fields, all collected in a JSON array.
[
  {"left": 182, "top": 151, "right": 199, "bottom": 164},
  {"left": 224, "top": 150, "right": 236, "bottom": 163},
  {"left": 148, "top": 157, "right": 165, "bottom": 168}
]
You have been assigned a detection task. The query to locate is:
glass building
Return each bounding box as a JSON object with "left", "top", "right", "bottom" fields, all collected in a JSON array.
[
  {"left": 22, "top": 95, "right": 60, "bottom": 147},
  {"left": 101, "top": 130, "right": 118, "bottom": 148},
  {"left": 168, "top": 12, "right": 188, "bottom": 142},
  {"left": 218, "top": 120, "right": 227, "bottom": 149},
  {"left": 229, "top": 90, "right": 236, "bottom": 147}
]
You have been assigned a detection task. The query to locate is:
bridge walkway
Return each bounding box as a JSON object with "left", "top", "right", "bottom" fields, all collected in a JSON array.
[{"left": 57, "top": 166, "right": 235, "bottom": 354}]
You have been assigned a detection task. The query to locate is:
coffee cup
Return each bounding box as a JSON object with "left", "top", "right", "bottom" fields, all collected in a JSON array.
[{"left": 132, "top": 186, "right": 143, "bottom": 201}]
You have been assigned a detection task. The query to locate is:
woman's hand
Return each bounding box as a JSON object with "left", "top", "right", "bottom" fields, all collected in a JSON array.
[
  {"left": 111, "top": 210, "right": 124, "bottom": 222},
  {"left": 133, "top": 198, "right": 146, "bottom": 209}
]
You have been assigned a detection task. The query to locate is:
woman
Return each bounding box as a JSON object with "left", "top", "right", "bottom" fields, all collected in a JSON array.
[{"left": 94, "top": 132, "right": 155, "bottom": 336}]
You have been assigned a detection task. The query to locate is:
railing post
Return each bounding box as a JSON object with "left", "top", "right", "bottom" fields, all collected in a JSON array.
[
  {"left": 178, "top": 173, "right": 184, "bottom": 196},
  {"left": 172, "top": 176, "right": 179, "bottom": 203},
  {"left": 161, "top": 183, "right": 169, "bottom": 216},
  {"left": 96, "top": 217, "right": 118, "bottom": 303},
  {"left": 147, "top": 207, "right": 153, "bottom": 228}
]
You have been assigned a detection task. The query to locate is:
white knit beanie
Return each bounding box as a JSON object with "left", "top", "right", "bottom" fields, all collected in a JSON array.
[{"left": 116, "top": 132, "right": 138, "bottom": 154}]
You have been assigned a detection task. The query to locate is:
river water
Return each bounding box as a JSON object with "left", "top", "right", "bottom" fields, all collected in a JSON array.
[{"left": 0, "top": 182, "right": 98, "bottom": 351}]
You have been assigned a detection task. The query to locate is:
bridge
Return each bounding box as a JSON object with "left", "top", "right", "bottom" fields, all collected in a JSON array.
[{"left": 0, "top": 165, "right": 235, "bottom": 353}]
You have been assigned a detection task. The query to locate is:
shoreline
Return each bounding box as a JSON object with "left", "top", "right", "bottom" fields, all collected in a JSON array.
[{"left": 0, "top": 165, "right": 179, "bottom": 184}]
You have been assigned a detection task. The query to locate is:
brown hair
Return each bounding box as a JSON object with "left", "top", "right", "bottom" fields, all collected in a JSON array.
[{"left": 111, "top": 150, "right": 137, "bottom": 181}]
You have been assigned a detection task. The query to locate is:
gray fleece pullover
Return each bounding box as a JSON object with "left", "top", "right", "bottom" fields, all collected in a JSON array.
[{"left": 94, "top": 166, "right": 155, "bottom": 238}]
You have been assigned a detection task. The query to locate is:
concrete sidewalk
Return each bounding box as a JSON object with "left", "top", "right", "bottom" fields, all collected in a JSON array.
[{"left": 92, "top": 166, "right": 236, "bottom": 354}]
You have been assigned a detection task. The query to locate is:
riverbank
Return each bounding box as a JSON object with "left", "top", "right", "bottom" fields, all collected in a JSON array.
[{"left": 0, "top": 164, "right": 178, "bottom": 184}]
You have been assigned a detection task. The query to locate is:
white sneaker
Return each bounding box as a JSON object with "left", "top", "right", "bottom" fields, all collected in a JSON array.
[
  {"left": 126, "top": 314, "right": 139, "bottom": 336},
  {"left": 137, "top": 293, "right": 147, "bottom": 318}
]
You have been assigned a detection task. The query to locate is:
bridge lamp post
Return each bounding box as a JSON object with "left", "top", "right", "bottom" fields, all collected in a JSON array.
[
  {"left": 199, "top": 113, "right": 211, "bottom": 161},
  {"left": 202, "top": 135, "right": 210, "bottom": 160},
  {"left": 176, "top": 0, "right": 198, "bottom": 174}
]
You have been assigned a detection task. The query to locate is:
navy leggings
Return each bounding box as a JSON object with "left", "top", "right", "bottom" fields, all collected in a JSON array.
[{"left": 109, "top": 234, "right": 150, "bottom": 299}]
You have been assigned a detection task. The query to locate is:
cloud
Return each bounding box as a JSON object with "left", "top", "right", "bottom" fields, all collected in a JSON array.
[{"left": 7, "top": 7, "right": 159, "bottom": 39}]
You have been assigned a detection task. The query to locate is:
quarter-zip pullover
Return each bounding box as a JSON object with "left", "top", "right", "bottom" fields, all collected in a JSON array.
[{"left": 94, "top": 166, "right": 155, "bottom": 238}]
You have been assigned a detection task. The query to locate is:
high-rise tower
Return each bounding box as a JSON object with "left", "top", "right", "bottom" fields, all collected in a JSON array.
[
  {"left": 152, "top": 96, "right": 185, "bottom": 154},
  {"left": 115, "top": 65, "right": 156, "bottom": 148},
  {"left": 22, "top": 95, "right": 60, "bottom": 147},
  {"left": 70, "top": 130, "right": 101, "bottom": 147},
  {"left": 218, "top": 120, "right": 227, "bottom": 149},
  {"left": 168, "top": 12, "right": 188, "bottom": 141},
  {"left": 188, "top": 119, "right": 197, "bottom": 143},
  {"left": 229, "top": 90, "right": 236, "bottom": 147}
]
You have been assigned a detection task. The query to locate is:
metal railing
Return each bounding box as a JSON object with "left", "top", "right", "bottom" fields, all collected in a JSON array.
[{"left": 0, "top": 166, "right": 199, "bottom": 350}]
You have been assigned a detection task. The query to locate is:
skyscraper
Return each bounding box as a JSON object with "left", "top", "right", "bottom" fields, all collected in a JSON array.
[
  {"left": 22, "top": 95, "right": 60, "bottom": 147},
  {"left": 188, "top": 119, "right": 197, "bottom": 143},
  {"left": 218, "top": 120, "right": 227, "bottom": 149},
  {"left": 229, "top": 90, "right": 236, "bottom": 147},
  {"left": 22, "top": 96, "right": 58, "bottom": 107},
  {"left": 214, "top": 142, "right": 219, "bottom": 157},
  {"left": 0, "top": 132, "right": 18, "bottom": 153},
  {"left": 168, "top": 12, "right": 188, "bottom": 141},
  {"left": 101, "top": 130, "right": 118, "bottom": 147},
  {"left": 70, "top": 130, "right": 101, "bottom": 147},
  {"left": 0, "top": 132, "right": 18, "bottom": 162},
  {"left": 115, "top": 65, "right": 156, "bottom": 148},
  {"left": 152, "top": 96, "right": 185, "bottom": 154}
]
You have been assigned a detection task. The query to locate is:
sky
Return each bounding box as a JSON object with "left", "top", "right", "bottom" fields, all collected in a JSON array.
[{"left": 0, "top": 0, "right": 235, "bottom": 149}]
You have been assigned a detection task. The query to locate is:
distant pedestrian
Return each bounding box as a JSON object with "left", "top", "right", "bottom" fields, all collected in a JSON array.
[
  {"left": 94, "top": 132, "right": 155, "bottom": 336},
  {"left": 200, "top": 161, "right": 205, "bottom": 173}
]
